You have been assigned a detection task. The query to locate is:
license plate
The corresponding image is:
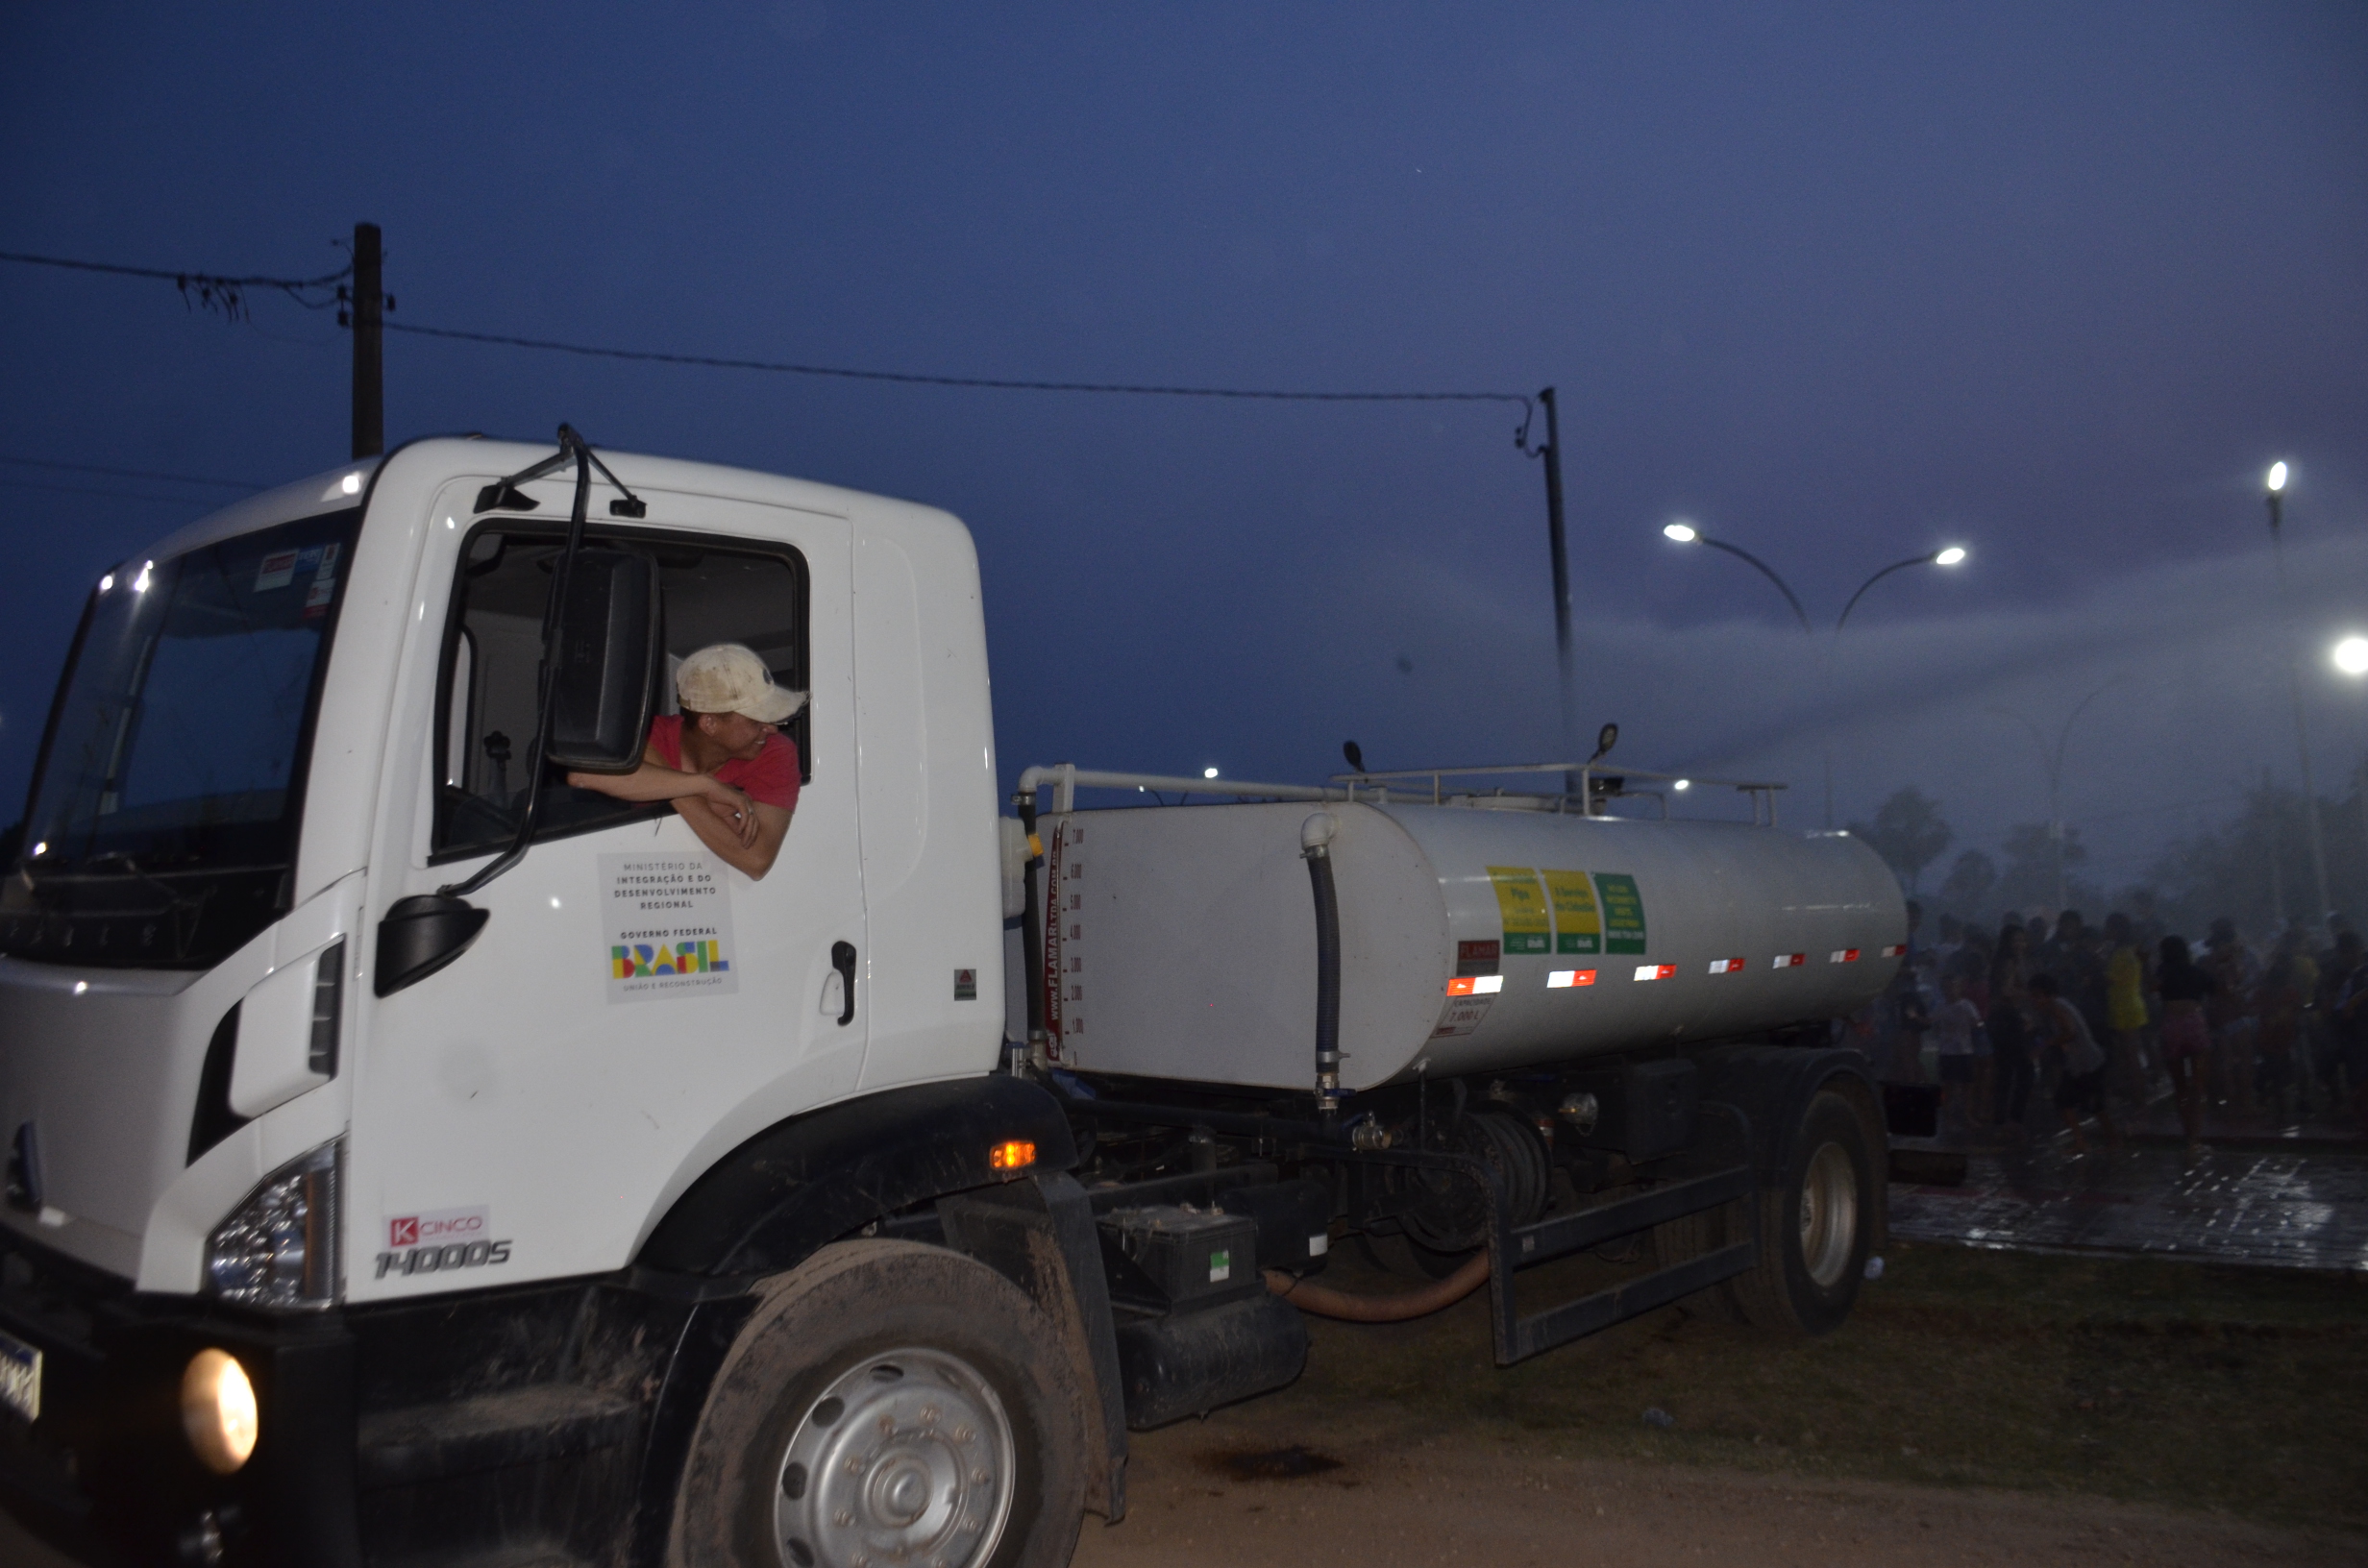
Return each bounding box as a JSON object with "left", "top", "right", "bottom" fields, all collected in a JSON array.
[{"left": 0, "top": 1328, "right": 40, "bottom": 1424}]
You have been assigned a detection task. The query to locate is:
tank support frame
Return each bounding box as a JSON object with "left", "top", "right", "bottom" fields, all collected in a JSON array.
[{"left": 1063, "top": 1091, "right": 1760, "bottom": 1366}]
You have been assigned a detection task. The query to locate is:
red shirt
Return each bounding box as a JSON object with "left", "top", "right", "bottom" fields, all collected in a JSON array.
[{"left": 647, "top": 715, "right": 802, "bottom": 812}]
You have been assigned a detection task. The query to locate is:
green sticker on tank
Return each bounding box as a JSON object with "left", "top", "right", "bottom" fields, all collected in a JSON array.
[
  {"left": 1543, "top": 870, "right": 1601, "bottom": 954},
  {"left": 1486, "top": 866, "right": 1552, "bottom": 954},
  {"left": 1592, "top": 872, "right": 1646, "bottom": 954}
]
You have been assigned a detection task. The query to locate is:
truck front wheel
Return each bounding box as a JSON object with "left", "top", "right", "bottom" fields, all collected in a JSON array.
[
  {"left": 673, "top": 1239, "right": 1087, "bottom": 1568},
  {"left": 1729, "top": 1089, "right": 1873, "bottom": 1335}
]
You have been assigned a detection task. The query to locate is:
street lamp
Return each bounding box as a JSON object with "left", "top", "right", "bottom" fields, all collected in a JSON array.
[
  {"left": 1661, "top": 523, "right": 1969, "bottom": 825},
  {"left": 2263, "top": 459, "right": 2332, "bottom": 931},
  {"left": 1990, "top": 678, "right": 2121, "bottom": 912},
  {"left": 1835, "top": 546, "right": 1970, "bottom": 629},
  {"left": 1660, "top": 521, "right": 1813, "bottom": 633}
]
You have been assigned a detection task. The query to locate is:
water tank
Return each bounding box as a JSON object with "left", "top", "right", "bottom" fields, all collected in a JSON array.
[{"left": 1038, "top": 798, "right": 1902, "bottom": 1091}]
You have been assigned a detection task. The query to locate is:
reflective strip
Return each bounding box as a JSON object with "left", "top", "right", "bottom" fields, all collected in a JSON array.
[
  {"left": 1882, "top": 943, "right": 1908, "bottom": 958},
  {"left": 1633, "top": 964, "right": 1676, "bottom": 981},
  {"left": 1547, "top": 968, "right": 1597, "bottom": 989},
  {"left": 1829, "top": 948, "right": 1861, "bottom": 963},
  {"left": 1707, "top": 957, "right": 1746, "bottom": 975},
  {"left": 1772, "top": 953, "right": 1806, "bottom": 968},
  {"left": 1447, "top": 975, "right": 1504, "bottom": 996}
]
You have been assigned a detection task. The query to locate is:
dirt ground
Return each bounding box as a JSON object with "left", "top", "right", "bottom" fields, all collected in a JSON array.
[
  {"left": 1075, "top": 1408, "right": 2360, "bottom": 1568},
  {"left": 4, "top": 1242, "right": 2356, "bottom": 1566}
]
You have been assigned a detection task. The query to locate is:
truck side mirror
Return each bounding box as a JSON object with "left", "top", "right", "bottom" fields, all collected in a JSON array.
[{"left": 544, "top": 549, "right": 660, "bottom": 773}]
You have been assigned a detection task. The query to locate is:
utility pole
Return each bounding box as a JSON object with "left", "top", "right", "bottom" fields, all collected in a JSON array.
[
  {"left": 1538, "top": 387, "right": 1576, "bottom": 755},
  {"left": 351, "top": 222, "right": 383, "bottom": 459},
  {"left": 2265, "top": 466, "right": 2331, "bottom": 932},
  {"left": 2263, "top": 765, "right": 2285, "bottom": 927}
]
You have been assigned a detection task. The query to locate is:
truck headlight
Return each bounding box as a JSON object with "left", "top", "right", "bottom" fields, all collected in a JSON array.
[
  {"left": 181, "top": 1348, "right": 259, "bottom": 1474},
  {"left": 206, "top": 1139, "right": 341, "bottom": 1310}
]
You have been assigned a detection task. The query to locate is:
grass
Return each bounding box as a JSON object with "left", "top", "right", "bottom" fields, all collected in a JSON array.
[{"left": 1258, "top": 1238, "right": 2368, "bottom": 1531}]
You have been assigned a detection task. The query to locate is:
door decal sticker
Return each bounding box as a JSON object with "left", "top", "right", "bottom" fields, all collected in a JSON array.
[{"left": 602, "top": 851, "right": 739, "bottom": 1002}]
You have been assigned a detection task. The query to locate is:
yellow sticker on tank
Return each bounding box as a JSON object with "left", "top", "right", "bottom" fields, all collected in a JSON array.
[
  {"left": 1542, "top": 870, "right": 1601, "bottom": 954},
  {"left": 1486, "top": 866, "right": 1552, "bottom": 954}
]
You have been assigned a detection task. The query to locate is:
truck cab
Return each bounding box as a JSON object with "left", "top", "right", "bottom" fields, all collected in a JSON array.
[{"left": 0, "top": 440, "right": 1059, "bottom": 1566}]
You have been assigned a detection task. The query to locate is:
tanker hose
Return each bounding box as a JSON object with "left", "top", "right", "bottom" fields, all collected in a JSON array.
[
  {"left": 1263, "top": 1252, "right": 1491, "bottom": 1322},
  {"left": 1301, "top": 812, "right": 1342, "bottom": 1119}
]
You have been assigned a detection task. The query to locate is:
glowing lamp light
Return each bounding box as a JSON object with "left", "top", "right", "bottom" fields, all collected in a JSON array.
[
  {"left": 1934, "top": 546, "right": 1967, "bottom": 567},
  {"left": 2333, "top": 636, "right": 2368, "bottom": 677},
  {"left": 98, "top": 574, "right": 113, "bottom": 592},
  {"left": 1663, "top": 522, "right": 1699, "bottom": 543},
  {"left": 988, "top": 1139, "right": 1037, "bottom": 1171},
  {"left": 182, "top": 1349, "right": 259, "bottom": 1475},
  {"left": 2267, "top": 461, "right": 2288, "bottom": 494},
  {"left": 132, "top": 562, "right": 154, "bottom": 593},
  {"left": 32, "top": 842, "right": 46, "bottom": 857},
  {"left": 1202, "top": 767, "right": 1219, "bottom": 779},
  {"left": 1672, "top": 778, "right": 1691, "bottom": 792},
  {"left": 340, "top": 472, "right": 361, "bottom": 496}
]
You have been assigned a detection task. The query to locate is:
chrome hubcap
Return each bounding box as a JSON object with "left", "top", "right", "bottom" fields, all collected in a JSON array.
[
  {"left": 1799, "top": 1140, "right": 1859, "bottom": 1290},
  {"left": 773, "top": 1348, "right": 1015, "bottom": 1568}
]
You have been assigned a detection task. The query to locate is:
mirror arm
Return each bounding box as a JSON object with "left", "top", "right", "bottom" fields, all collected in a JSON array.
[
  {"left": 439, "top": 427, "right": 596, "bottom": 899},
  {"left": 576, "top": 439, "right": 648, "bottom": 519}
]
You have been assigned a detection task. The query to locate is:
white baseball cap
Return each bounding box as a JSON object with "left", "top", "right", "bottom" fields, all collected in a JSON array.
[{"left": 676, "top": 643, "right": 805, "bottom": 723}]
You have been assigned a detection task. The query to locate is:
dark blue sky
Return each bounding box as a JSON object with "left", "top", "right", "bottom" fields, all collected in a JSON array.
[{"left": 4, "top": 2, "right": 2364, "bottom": 894}]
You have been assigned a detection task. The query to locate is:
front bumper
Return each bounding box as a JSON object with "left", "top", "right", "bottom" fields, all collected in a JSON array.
[{"left": 0, "top": 1223, "right": 358, "bottom": 1568}]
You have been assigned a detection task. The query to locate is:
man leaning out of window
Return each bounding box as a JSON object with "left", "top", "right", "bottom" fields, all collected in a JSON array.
[{"left": 567, "top": 642, "right": 802, "bottom": 879}]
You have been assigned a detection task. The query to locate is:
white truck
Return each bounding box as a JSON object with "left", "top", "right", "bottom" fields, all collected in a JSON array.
[{"left": 0, "top": 432, "right": 1904, "bottom": 1568}]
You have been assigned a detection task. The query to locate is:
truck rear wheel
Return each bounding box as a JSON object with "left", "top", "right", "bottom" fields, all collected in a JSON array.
[
  {"left": 1728, "top": 1089, "right": 1872, "bottom": 1336},
  {"left": 673, "top": 1239, "right": 1087, "bottom": 1568}
]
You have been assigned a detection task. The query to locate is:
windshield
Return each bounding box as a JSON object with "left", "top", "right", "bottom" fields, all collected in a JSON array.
[{"left": 1, "top": 507, "right": 361, "bottom": 968}]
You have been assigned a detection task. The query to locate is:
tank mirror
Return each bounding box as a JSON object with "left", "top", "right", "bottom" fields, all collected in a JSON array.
[
  {"left": 1342, "top": 740, "right": 1367, "bottom": 773},
  {"left": 1589, "top": 723, "right": 1618, "bottom": 764}
]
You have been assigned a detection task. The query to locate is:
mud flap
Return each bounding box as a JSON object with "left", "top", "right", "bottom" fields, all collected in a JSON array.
[{"left": 937, "top": 1172, "right": 1129, "bottom": 1523}]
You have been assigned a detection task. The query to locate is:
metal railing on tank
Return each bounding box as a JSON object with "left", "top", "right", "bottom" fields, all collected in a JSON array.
[
  {"left": 1016, "top": 761, "right": 1788, "bottom": 825},
  {"left": 1331, "top": 761, "right": 1788, "bottom": 826}
]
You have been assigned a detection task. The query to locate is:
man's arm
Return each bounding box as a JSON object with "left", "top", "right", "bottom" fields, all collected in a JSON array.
[
  {"left": 567, "top": 749, "right": 751, "bottom": 814},
  {"left": 675, "top": 796, "right": 793, "bottom": 879}
]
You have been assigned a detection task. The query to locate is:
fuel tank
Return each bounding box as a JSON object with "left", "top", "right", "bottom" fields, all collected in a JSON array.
[{"left": 1039, "top": 798, "right": 1903, "bottom": 1092}]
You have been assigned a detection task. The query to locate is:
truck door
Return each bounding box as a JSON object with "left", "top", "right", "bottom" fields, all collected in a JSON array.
[{"left": 350, "top": 489, "right": 866, "bottom": 1297}]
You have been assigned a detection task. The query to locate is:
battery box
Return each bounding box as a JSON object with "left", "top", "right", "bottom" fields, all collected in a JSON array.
[
  {"left": 1218, "top": 1178, "right": 1330, "bottom": 1274},
  {"left": 1098, "top": 1206, "right": 1262, "bottom": 1311}
]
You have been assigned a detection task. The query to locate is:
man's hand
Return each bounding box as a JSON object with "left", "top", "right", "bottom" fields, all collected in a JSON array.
[
  {"left": 674, "top": 793, "right": 793, "bottom": 878},
  {"left": 697, "top": 777, "right": 762, "bottom": 846}
]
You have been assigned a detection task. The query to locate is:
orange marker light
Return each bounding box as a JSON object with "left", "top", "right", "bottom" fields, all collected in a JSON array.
[{"left": 989, "top": 1139, "right": 1037, "bottom": 1170}]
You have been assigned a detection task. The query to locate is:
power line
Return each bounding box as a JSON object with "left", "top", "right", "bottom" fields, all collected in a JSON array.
[
  {"left": 381, "top": 319, "right": 1536, "bottom": 426},
  {"left": 0, "top": 455, "right": 259, "bottom": 490},
  {"left": 0, "top": 247, "right": 351, "bottom": 318},
  {"left": 0, "top": 240, "right": 1535, "bottom": 427}
]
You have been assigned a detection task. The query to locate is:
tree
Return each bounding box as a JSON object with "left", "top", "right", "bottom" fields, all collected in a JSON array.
[
  {"left": 1935, "top": 849, "right": 1997, "bottom": 920},
  {"left": 1848, "top": 786, "right": 1953, "bottom": 895}
]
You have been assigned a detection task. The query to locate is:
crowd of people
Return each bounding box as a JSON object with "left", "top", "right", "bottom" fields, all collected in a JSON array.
[{"left": 1866, "top": 902, "right": 2368, "bottom": 1159}]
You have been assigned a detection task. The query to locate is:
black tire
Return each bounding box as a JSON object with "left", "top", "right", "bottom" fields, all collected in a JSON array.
[
  {"left": 671, "top": 1239, "right": 1087, "bottom": 1568},
  {"left": 1729, "top": 1090, "right": 1874, "bottom": 1336}
]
